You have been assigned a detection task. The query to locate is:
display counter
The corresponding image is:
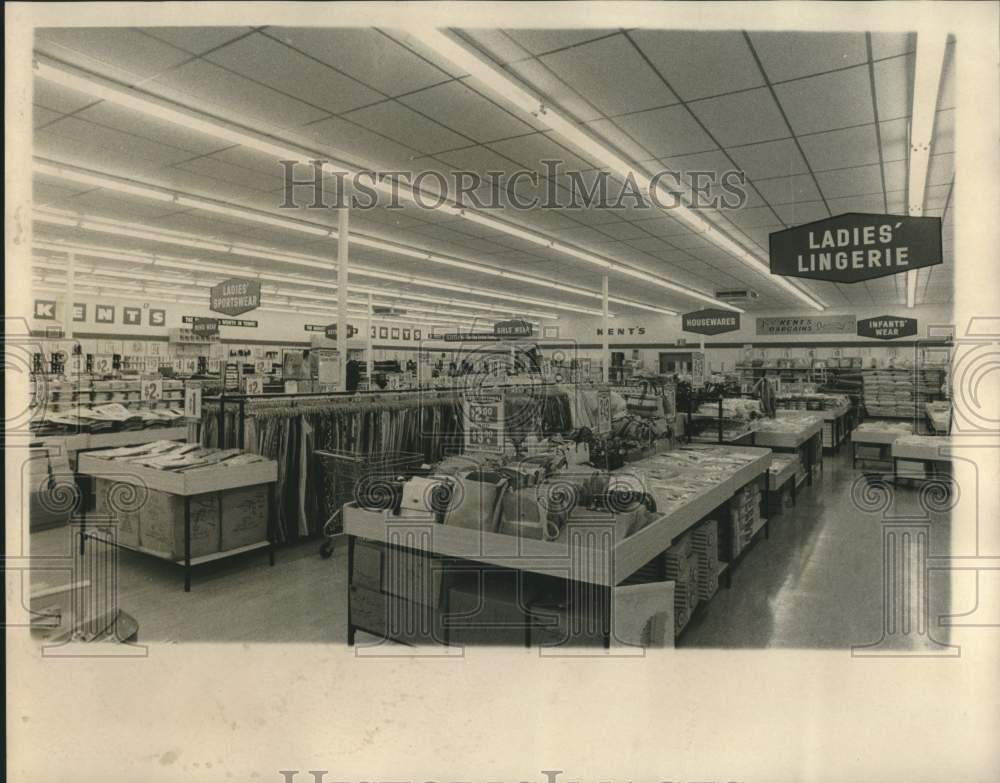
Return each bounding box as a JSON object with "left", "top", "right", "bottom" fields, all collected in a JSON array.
[{"left": 850, "top": 421, "right": 913, "bottom": 468}]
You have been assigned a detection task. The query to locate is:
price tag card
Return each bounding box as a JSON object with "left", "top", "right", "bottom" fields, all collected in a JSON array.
[
  {"left": 463, "top": 392, "right": 505, "bottom": 454},
  {"left": 242, "top": 374, "right": 265, "bottom": 395},
  {"left": 596, "top": 389, "right": 612, "bottom": 436},
  {"left": 184, "top": 383, "right": 202, "bottom": 419},
  {"left": 93, "top": 354, "right": 113, "bottom": 374},
  {"left": 141, "top": 376, "right": 163, "bottom": 403}
]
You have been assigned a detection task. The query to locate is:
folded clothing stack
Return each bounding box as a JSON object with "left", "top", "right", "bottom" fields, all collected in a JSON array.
[{"left": 93, "top": 440, "right": 268, "bottom": 473}]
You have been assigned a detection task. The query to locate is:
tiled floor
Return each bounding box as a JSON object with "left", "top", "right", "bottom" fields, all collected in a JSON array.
[{"left": 27, "top": 448, "right": 953, "bottom": 648}]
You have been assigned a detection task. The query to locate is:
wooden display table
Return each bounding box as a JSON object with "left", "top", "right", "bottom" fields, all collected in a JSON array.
[
  {"left": 755, "top": 414, "right": 823, "bottom": 486},
  {"left": 343, "top": 447, "right": 772, "bottom": 647},
  {"left": 77, "top": 453, "right": 277, "bottom": 591},
  {"left": 850, "top": 423, "right": 913, "bottom": 468},
  {"left": 38, "top": 426, "right": 189, "bottom": 469},
  {"left": 891, "top": 436, "right": 953, "bottom": 483}
]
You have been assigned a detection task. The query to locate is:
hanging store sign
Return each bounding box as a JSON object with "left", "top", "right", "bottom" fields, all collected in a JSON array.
[
  {"left": 494, "top": 319, "right": 534, "bottom": 338},
  {"left": 444, "top": 332, "right": 498, "bottom": 342},
  {"left": 210, "top": 278, "right": 261, "bottom": 316},
  {"left": 857, "top": 315, "right": 918, "bottom": 340},
  {"left": 682, "top": 308, "right": 741, "bottom": 335},
  {"left": 756, "top": 315, "right": 856, "bottom": 336},
  {"left": 191, "top": 317, "right": 220, "bottom": 337},
  {"left": 769, "top": 213, "right": 942, "bottom": 283},
  {"left": 183, "top": 316, "right": 258, "bottom": 328},
  {"left": 325, "top": 323, "right": 356, "bottom": 339}
]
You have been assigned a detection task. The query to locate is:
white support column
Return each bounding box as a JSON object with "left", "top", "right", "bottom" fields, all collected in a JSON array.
[
  {"left": 602, "top": 274, "right": 609, "bottom": 383},
  {"left": 337, "top": 207, "right": 349, "bottom": 390},
  {"left": 366, "top": 291, "right": 374, "bottom": 382},
  {"left": 63, "top": 251, "right": 76, "bottom": 340}
]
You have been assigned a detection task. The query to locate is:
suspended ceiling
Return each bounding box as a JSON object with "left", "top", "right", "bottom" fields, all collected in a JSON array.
[{"left": 30, "top": 27, "right": 955, "bottom": 321}]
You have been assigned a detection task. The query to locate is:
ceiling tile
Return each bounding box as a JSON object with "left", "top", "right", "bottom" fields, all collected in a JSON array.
[
  {"left": 879, "top": 117, "right": 909, "bottom": 162},
  {"left": 36, "top": 28, "right": 192, "bottom": 81},
  {"left": 584, "top": 119, "right": 661, "bottom": 163},
  {"left": 33, "top": 77, "right": 100, "bottom": 116},
  {"left": 140, "top": 27, "right": 252, "bottom": 55},
  {"left": 799, "top": 124, "right": 880, "bottom": 171},
  {"left": 267, "top": 28, "right": 450, "bottom": 97},
  {"left": 459, "top": 30, "right": 532, "bottom": 66},
  {"left": 688, "top": 87, "right": 789, "bottom": 147},
  {"left": 505, "top": 29, "right": 616, "bottom": 56},
  {"left": 727, "top": 138, "right": 806, "bottom": 180},
  {"left": 753, "top": 173, "right": 823, "bottom": 205},
  {"left": 539, "top": 34, "right": 677, "bottom": 117},
  {"left": 927, "top": 153, "right": 954, "bottom": 188},
  {"left": 873, "top": 53, "right": 914, "bottom": 122},
  {"left": 773, "top": 65, "right": 874, "bottom": 135},
  {"left": 870, "top": 33, "right": 916, "bottom": 61},
  {"left": 594, "top": 221, "right": 651, "bottom": 241},
  {"left": 150, "top": 59, "right": 329, "bottom": 129},
  {"left": 772, "top": 200, "right": 830, "bottom": 225},
  {"left": 174, "top": 155, "right": 283, "bottom": 192},
  {"left": 748, "top": 32, "right": 868, "bottom": 82},
  {"left": 727, "top": 205, "right": 781, "bottom": 230},
  {"left": 399, "top": 80, "right": 534, "bottom": 142},
  {"left": 504, "top": 58, "right": 603, "bottom": 123},
  {"left": 37, "top": 115, "right": 196, "bottom": 166},
  {"left": 883, "top": 159, "right": 907, "bottom": 192},
  {"left": 74, "top": 102, "right": 230, "bottom": 156},
  {"left": 32, "top": 106, "right": 63, "bottom": 128},
  {"left": 826, "top": 193, "right": 887, "bottom": 213},
  {"left": 613, "top": 104, "right": 717, "bottom": 157},
  {"left": 488, "top": 132, "right": 591, "bottom": 173},
  {"left": 206, "top": 32, "right": 381, "bottom": 114},
  {"left": 815, "top": 164, "right": 883, "bottom": 199},
  {"left": 629, "top": 30, "right": 765, "bottom": 101},
  {"left": 297, "top": 115, "right": 422, "bottom": 169},
  {"left": 344, "top": 100, "right": 470, "bottom": 154}
]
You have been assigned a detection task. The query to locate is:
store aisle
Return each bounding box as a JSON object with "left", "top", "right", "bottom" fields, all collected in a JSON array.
[{"left": 680, "top": 449, "right": 953, "bottom": 649}]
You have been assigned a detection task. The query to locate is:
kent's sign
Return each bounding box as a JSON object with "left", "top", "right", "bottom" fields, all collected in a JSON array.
[
  {"left": 769, "top": 213, "right": 942, "bottom": 283},
  {"left": 210, "top": 277, "right": 261, "bottom": 316},
  {"left": 682, "top": 308, "right": 741, "bottom": 335},
  {"left": 857, "top": 315, "right": 918, "bottom": 340}
]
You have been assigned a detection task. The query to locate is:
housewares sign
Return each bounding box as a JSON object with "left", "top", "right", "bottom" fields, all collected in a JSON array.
[
  {"left": 769, "top": 213, "right": 942, "bottom": 283},
  {"left": 756, "top": 315, "right": 856, "bottom": 336},
  {"left": 210, "top": 278, "right": 261, "bottom": 316},
  {"left": 682, "top": 308, "right": 741, "bottom": 335},
  {"left": 857, "top": 315, "right": 918, "bottom": 340}
]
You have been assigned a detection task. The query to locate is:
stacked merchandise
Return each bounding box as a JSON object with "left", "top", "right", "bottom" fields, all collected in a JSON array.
[
  {"left": 690, "top": 519, "right": 720, "bottom": 600},
  {"left": 691, "top": 397, "right": 763, "bottom": 442},
  {"left": 728, "top": 483, "right": 762, "bottom": 560},
  {"left": 915, "top": 366, "right": 947, "bottom": 409},
  {"left": 925, "top": 401, "right": 951, "bottom": 433},
  {"left": 862, "top": 368, "right": 929, "bottom": 418},
  {"left": 664, "top": 542, "right": 698, "bottom": 633},
  {"left": 30, "top": 403, "right": 186, "bottom": 436}
]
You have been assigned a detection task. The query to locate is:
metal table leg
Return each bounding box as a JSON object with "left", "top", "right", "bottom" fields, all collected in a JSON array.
[
  {"left": 184, "top": 496, "right": 192, "bottom": 592},
  {"left": 346, "top": 534, "right": 356, "bottom": 646}
]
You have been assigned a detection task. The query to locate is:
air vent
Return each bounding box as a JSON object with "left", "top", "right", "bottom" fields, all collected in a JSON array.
[{"left": 715, "top": 289, "right": 759, "bottom": 301}]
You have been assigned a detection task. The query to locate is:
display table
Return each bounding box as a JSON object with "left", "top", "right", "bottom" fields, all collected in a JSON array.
[
  {"left": 38, "top": 426, "right": 190, "bottom": 470},
  {"left": 767, "top": 456, "right": 800, "bottom": 514},
  {"left": 77, "top": 453, "right": 277, "bottom": 591},
  {"left": 850, "top": 422, "right": 913, "bottom": 468},
  {"left": 343, "top": 446, "right": 772, "bottom": 647},
  {"left": 755, "top": 414, "right": 823, "bottom": 486},
  {"left": 891, "top": 436, "right": 953, "bottom": 482}
]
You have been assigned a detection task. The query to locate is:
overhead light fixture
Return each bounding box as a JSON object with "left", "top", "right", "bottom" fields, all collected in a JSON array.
[
  {"left": 413, "top": 30, "right": 824, "bottom": 312},
  {"left": 32, "top": 61, "right": 714, "bottom": 310},
  {"left": 906, "top": 31, "right": 948, "bottom": 309}
]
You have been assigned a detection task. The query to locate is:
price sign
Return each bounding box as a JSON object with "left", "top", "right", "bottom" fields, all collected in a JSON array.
[
  {"left": 93, "top": 354, "right": 113, "bottom": 374},
  {"left": 463, "top": 392, "right": 505, "bottom": 454},
  {"left": 242, "top": 374, "right": 265, "bottom": 395},
  {"left": 67, "top": 355, "right": 82, "bottom": 376},
  {"left": 596, "top": 389, "right": 612, "bottom": 436},
  {"left": 388, "top": 375, "right": 401, "bottom": 391},
  {"left": 184, "top": 383, "right": 202, "bottom": 419},
  {"left": 141, "top": 377, "right": 163, "bottom": 403},
  {"left": 691, "top": 351, "right": 706, "bottom": 389}
]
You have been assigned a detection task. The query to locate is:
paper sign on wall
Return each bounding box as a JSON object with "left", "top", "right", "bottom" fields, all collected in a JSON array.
[{"left": 242, "top": 375, "right": 265, "bottom": 395}]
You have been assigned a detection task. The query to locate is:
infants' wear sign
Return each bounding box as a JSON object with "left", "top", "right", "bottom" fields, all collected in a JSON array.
[
  {"left": 857, "top": 315, "right": 918, "bottom": 340},
  {"left": 210, "top": 278, "right": 261, "bottom": 316},
  {"left": 682, "top": 308, "right": 741, "bottom": 335},
  {"left": 769, "top": 213, "right": 942, "bottom": 283},
  {"left": 757, "top": 315, "right": 856, "bottom": 335}
]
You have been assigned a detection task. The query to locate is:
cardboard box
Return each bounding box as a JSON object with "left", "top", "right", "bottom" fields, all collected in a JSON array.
[
  {"left": 350, "top": 586, "right": 447, "bottom": 645},
  {"left": 93, "top": 478, "right": 141, "bottom": 548},
  {"left": 141, "top": 491, "right": 220, "bottom": 560},
  {"left": 220, "top": 484, "right": 269, "bottom": 550}
]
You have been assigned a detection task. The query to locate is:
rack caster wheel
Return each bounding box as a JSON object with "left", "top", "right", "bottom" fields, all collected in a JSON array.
[{"left": 320, "top": 540, "right": 336, "bottom": 559}]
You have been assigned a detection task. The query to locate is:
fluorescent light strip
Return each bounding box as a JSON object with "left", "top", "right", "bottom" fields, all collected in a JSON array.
[
  {"left": 906, "top": 31, "right": 948, "bottom": 308},
  {"left": 33, "top": 62, "right": 697, "bottom": 311},
  {"left": 32, "top": 261, "right": 498, "bottom": 326},
  {"left": 414, "top": 30, "right": 823, "bottom": 311},
  {"left": 33, "top": 240, "right": 556, "bottom": 319},
  {"left": 32, "top": 206, "right": 610, "bottom": 316},
  {"left": 33, "top": 161, "right": 653, "bottom": 314}
]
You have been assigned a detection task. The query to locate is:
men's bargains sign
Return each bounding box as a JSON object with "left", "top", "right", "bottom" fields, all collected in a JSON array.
[
  {"left": 682, "top": 308, "right": 741, "bottom": 335},
  {"left": 210, "top": 278, "right": 261, "bottom": 316},
  {"left": 857, "top": 315, "right": 918, "bottom": 340},
  {"left": 769, "top": 213, "right": 942, "bottom": 283}
]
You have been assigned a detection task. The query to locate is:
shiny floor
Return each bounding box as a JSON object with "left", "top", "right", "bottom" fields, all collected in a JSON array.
[{"left": 26, "top": 448, "right": 952, "bottom": 648}]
